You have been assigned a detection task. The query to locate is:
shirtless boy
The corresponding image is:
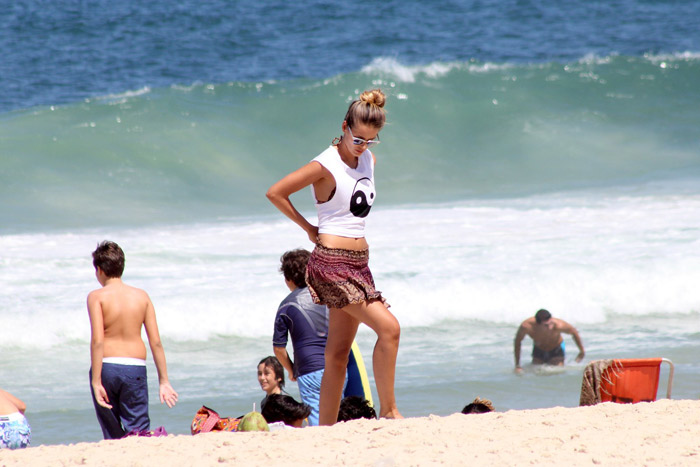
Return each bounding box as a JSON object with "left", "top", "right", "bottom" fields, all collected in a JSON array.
[
  {"left": 0, "top": 388, "right": 31, "bottom": 449},
  {"left": 514, "top": 309, "right": 585, "bottom": 374},
  {"left": 88, "top": 241, "right": 178, "bottom": 439}
]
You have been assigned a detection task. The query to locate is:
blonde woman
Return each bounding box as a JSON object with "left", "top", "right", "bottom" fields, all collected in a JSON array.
[{"left": 267, "top": 89, "right": 402, "bottom": 424}]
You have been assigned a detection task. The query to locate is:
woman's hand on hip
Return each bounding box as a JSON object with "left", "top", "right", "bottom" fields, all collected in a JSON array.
[{"left": 307, "top": 226, "right": 319, "bottom": 244}]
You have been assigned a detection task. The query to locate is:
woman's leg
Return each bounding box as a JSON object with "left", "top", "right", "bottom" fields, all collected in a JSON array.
[
  {"left": 341, "top": 300, "right": 402, "bottom": 419},
  {"left": 318, "top": 308, "right": 360, "bottom": 425}
]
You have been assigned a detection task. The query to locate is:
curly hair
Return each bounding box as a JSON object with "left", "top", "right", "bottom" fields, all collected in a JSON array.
[
  {"left": 337, "top": 396, "right": 377, "bottom": 422},
  {"left": 261, "top": 394, "right": 311, "bottom": 426},
  {"left": 279, "top": 249, "right": 311, "bottom": 289}
]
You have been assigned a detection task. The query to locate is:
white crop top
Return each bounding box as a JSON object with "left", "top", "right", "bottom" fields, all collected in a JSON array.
[{"left": 311, "top": 145, "right": 376, "bottom": 237}]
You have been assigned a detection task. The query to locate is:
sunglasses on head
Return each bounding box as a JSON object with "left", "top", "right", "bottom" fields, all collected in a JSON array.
[{"left": 347, "top": 127, "right": 380, "bottom": 148}]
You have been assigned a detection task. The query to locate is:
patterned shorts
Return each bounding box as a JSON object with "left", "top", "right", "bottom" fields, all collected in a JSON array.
[
  {"left": 0, "top": 412, "right": 31, "bottom": 450},
  {"left": 305, "top": 243, "right": 388, "bottom": 309}
]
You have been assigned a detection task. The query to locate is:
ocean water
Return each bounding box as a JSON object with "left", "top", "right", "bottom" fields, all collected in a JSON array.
[{"left": 1, "top": 0, "right": 700, "bottom": 447}]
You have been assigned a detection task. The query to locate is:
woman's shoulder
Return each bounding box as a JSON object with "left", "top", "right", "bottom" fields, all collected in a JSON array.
[
  {"left": 312, "top": 145, "right": 339, "bottom": 162},
  {"left": 312, "top": 146, "right": 345, "bottom": 173}
]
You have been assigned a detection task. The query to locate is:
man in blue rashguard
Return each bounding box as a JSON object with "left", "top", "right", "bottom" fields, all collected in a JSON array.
[{"left": 273, "top": 249, "right": 330, "bottom": 426}]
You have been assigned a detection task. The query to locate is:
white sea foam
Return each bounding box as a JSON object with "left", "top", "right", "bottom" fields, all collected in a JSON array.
[
  {"left": 358, "top": 52, "right": 700, "bottom": 83},
  {"left": 361, "top": 57, "right": 465, "bottom": 82},
  {"left": 643, "top": 51, "right": 700, "bottom": 63},
  {"left": 2, "top": 182, "right": 699, "bottom": 349},
  {"left": 94, "top": 86, "right": 152, "bottom": 104},
  {"left": 360, "top": 56, "right": 522, "bottom": 83}
]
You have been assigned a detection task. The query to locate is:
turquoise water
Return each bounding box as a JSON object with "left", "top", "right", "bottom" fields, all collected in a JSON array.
[
  {"left": 2, "top": 54, "right": 699, "bottom": 231},
  {"left": 1, "top": 0, "right": 700, "bottom": 448}
]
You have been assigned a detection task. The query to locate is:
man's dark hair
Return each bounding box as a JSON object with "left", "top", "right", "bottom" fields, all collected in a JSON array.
[
  {"left": 279, "top": 249, "right": 311, "bottom": 289},
  {"left": 535, "top": 308, "right": 552, "bottom": 324},
  {"left": 92, "top": 241, "right": 125, "bottom": 278},
  {"left": 337, "top": 396, "right": 377, "bottom": 422},
  {"left": 461, "top": 397, "right": 495, "bottom": 414},
  {"left": 261, "top": 394, "right": 311, "bottom": 425}
]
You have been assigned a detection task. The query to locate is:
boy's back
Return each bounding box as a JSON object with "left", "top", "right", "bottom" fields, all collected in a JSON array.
[
  {"left": 88, "top": 241, "right": 177, "bottom": 440},
  {"left": 88, "top": 281, "right": 151, "bottom": 360}
]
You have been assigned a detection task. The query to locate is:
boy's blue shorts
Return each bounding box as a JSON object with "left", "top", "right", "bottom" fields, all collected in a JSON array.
[{"left": 89, "top": 362, "right": 150, "bottom": 439}]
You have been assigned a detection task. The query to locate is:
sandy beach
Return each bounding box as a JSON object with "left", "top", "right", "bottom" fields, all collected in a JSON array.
[{"left": 2, "top": 399, "right": 698, "bottom": 466}]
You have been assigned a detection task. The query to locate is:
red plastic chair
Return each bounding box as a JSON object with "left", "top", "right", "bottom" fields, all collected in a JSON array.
[{"left": 599, "top": 358, "right": 674, "bottom": 403}]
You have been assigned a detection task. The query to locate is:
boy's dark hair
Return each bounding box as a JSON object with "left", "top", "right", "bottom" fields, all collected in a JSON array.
[
  {"left": 279, "top": 249, "right": 311, "bottom": 289},
  {"left": 337, "top": 396, "right": 377, "bottom": 422},
  {"left": 258, "top": 356, "right": 285, "bottom": 390},
  {"left": 535, "top": 309, "right": 552, "bottom": 324},
  {"left": 92, "top": 241, "right": 125, "bottom": 278},
  {"left": 461, "top": 397, "right": 495, "bottom": 414},
  {"left": 261, "top": 394, "right": 311, "bottom": 425}
]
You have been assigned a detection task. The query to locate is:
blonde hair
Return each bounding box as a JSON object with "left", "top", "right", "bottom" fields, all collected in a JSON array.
[{"left": 344, "top": 89, "right": 387, "bottom": 131}]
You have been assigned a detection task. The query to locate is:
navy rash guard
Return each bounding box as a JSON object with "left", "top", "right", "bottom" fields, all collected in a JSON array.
[{"left": 273, "top": 287, "right": 329, "bottom": 378}]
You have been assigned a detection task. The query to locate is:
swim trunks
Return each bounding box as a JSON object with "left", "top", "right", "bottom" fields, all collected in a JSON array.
[
  {"left": 297, "top": 368, "right": 324, "bottom": 426},
  {"left": 89, "top": 362, "right": 150, "bottom": 440},
  {"left": 532, "top": 341, "right": 565, "bottom": 363},
  {"left": 0, "top": 412, "right": 31, "bottom": 449},
  {"left": 305, "top": 243, "right": 388, "bottom": 309}
]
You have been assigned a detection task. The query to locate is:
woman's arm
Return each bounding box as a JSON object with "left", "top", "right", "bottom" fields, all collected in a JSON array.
[{"left": 266, "top": 161, "right": 328, "bottom": 243}]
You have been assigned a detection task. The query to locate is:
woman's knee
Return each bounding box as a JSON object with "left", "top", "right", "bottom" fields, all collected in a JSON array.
[
  {"left": 367, "top": 301, "right": 400, "bottom": 337},
  {"left": 325, "top": 344, "right": 352, "bottom": 368},
  {"left": 378, "top": 316, "right": 400, "bottom": 345}
]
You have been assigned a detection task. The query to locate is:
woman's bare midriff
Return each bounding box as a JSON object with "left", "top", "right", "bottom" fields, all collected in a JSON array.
[{"left": 318, "top": 233, "right": 368, "bottom": 251}]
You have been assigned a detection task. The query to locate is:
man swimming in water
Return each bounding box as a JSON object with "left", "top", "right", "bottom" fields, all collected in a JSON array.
[{"left": 514, "top": 309, "right": 585, "bottom": 374}]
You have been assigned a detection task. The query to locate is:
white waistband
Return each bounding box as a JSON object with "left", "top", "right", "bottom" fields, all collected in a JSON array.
[
  {"left": 0, "top": 412, "right": 25, "bottom": 422},
  {"left": 103, "top": 357, "right": 146, "bottom": 366}
]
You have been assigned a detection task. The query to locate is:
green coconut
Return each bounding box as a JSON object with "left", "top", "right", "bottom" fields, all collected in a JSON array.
[{"left": 236, "top": 411, "right": 269, "bottom": 432}]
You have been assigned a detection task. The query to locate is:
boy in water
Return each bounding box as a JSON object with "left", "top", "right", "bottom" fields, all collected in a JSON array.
[{"left": 88, "top": 241, "right": 178, "bottom": 439}]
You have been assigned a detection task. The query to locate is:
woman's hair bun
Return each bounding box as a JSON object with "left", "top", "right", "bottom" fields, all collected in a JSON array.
[{"left": 360, "top": 89, "right": 386, "bottom": 108}]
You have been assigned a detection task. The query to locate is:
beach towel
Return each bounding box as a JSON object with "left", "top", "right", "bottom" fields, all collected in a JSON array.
[
  {"left": 191, "top": 406, "right": 240, "bottom": 434},
  {"left": 579, "top": 359, "right": 618, "bottom": 406}
]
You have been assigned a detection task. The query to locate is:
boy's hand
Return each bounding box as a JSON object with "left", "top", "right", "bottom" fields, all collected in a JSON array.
[
  {"left": 92, "top": 383, "right": 113, "bottom": 409},
  {"left": 159, "top": 382, "right": 179, "bottom": 408}
]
